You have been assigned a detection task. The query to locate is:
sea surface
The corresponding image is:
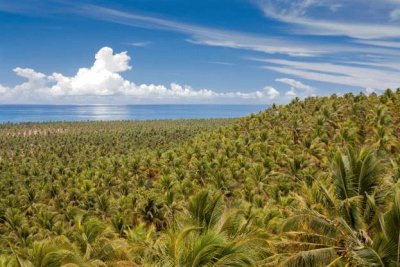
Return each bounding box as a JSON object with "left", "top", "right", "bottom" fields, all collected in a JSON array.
[{"left": 0, "top": 105, "right": 267, "bottom": 123}]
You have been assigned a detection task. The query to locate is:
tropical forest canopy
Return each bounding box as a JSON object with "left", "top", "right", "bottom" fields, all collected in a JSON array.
[{"left": 0, "top": 91, "right": 400, "bottom": 266}]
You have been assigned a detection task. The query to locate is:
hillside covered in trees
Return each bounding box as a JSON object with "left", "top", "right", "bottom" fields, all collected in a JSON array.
[{"left": 1, "top": 91, "right": 400, "bottom": 266}]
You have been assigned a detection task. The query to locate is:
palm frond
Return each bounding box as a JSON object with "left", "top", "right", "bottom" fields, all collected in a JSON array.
[{"left": 283, "top": 247, "right": 337, "bottom": 267}]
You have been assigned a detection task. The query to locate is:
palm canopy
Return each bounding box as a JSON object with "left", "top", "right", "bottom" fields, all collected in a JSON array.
[
  {"left": 275, "top": 146, "right": 398, "bottom": 266},
  {"left": 2, "top": 91, "right": 400, "bottom": 266}
]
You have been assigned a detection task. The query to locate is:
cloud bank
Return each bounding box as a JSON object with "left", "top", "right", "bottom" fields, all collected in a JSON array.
[{"left": 0, "top": 47, "right": 287, "bottom": 104}]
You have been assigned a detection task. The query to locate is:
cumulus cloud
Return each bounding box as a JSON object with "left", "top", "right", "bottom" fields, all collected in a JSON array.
[
  {"left": 285, "top": 88, "right": 297, "bottom": 97},
  {"left": 0, "top": 85, "right": 8, "bottom": 94},
  {"left": 276, "top": 77, "right": 314, "bottom": 98},
  {"left": 265, "top": 86, "right": 280, "bottom": 99},
  {"left": 50, "top": 47, "right": 133, "bottom": 96},
  {"left": 0, "top": 47, "right": 282, "bottom": 104}
]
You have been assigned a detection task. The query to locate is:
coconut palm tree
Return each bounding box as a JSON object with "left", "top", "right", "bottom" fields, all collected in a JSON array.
[
  {"left": 150, "top": 190, "right": 268, "bottom": 266},
  {"left": 273, "top": 146, "right": 395, "bottom": 266},
  {"left": 21, "top": 236, "right": 85, "bottom": 267}
]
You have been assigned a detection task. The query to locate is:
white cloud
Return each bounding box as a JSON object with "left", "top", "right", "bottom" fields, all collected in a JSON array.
[
  {"left": 3, "top": 3, "right": 399, "bottom": 101},
  {"left": 256, "top": 0, "right": 400, "bottom": 39},
  {"left": 127, "top": 41, "right": 152, "bottom": 47},
  {"left": 265, "top": 86, "right": 280, "bottom": 99},
  {"left": 353, "top": 39, "right": 400, "bottom": 49},
  {"left": 7, "top": 68, "right": 50, "bottom": 100},
  {"left": 276, "top": 77, "right": 314, "bottom": 98},
  {"left": 258, "top": 58, "right": 400, "bottom": 91},
  {"left": 0, "top": 47, "right": 282, "bottom": 104},
  {"left": 0, "top": 85, "right": 9, "bottom": 94},
  {"left": 50, "top": 47, "right": 133, "bottom": 96},
  {"left": 63, "top": 0, "right": 400, "bottom": 93},
  {"left": 285, "top": 88, "right": 297, "bottom": 97},
  {"left": 340, "top": 60, "right": 400, "bottom": 71},
  {"left": 72, "top": 4, "right": 400, "bottom": 58},
  {"left": 14, "top": 67, "right": 47, "bottom": 80},
  {"left": 276, "top": 78, "right": 313, "bottom": 92},
  {"left": 186, "top": 37, "right": 321, "bottom": 57},
  {"left": 93, "top": 47, "right": 131, "bottom": 72},
  {"left": 74, "top": 4, "right": 319, "bottom": 57},
  {"left": 206, "top": 61, "right": 234, "bottom": 66},
  {"left": 4, "top": 2, "right": 400, "bottom": 59}
]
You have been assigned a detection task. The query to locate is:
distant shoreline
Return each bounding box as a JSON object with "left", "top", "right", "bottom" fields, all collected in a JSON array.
[
  {"left": 0, "top": 104, "right": 267, "bottom": 124},
  {"left": 0, "top": 118, "right": 236, "bottom": 126}
]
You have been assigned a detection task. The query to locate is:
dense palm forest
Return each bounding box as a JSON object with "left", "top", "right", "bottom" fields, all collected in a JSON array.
[{"left": 1, "top": 91, "right": 400, "bottom": 266}]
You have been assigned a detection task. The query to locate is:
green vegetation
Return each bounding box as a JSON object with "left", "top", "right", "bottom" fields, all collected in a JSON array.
[{"left": 1, "top": 91, "right": 400, "bottom": 266}]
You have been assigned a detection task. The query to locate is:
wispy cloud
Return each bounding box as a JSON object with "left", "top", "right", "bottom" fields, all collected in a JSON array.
[
  {"left": 276, "top": 78, "right": 313, "bottom": 91},
  {"left": 76, "top": 4, "right": 328, "bottom": 57},
  {"left": 126, "top": 41, "right": 152, "bottom": 47},
  {"left": 2, "top": 1, "right": 400, "bottom": 96},
  {"left": 256, "top": 0, "right": 400, "bottom": 39},
  {"left": 3, "top": 2, "right": 400, "bottom": 57},
  {"left": 206, "top": 61, "right": 234, "bottom": 66},
  {"left": 70, "top": 4, "right": 400, "bottom": 59},
  {"left": 258, "top": 58, "right": 400, "bottom": 90},
  {"left": 352, "top": 39, "right": 400, "bottom": 49}
]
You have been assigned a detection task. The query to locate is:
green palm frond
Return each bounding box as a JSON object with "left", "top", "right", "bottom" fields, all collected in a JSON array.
[
  {"left": 188, "top": 190, "right": 223, "bottom": 230},
  {"left": 281, "top": 213, "right": 339, "bottom": 237},
  {"left": 283, "top": 247, "right": 338, "bottom": 267},
  {"left": 26, "top": 236, "right": 85, "bottom": 267},
  {"left": 371, "top": 186, "right": 400, "bottom": 265}
]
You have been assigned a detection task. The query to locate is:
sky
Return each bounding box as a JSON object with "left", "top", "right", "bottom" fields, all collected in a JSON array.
[{"left": 0, "top": 0, "right": 400, "bottom": 104}]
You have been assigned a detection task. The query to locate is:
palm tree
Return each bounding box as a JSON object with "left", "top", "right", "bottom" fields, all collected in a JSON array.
[
  {"left": 360, "top": 185, "right": 400, "bottom": 266},
  {"left": 23, "top": 236, "right": 85, "bottom": 267},
  {"left": 150, "top": 190, "right": 268, "bottom": 266},
  {"left": 273, "top": 146, "right": 394, "bottom": 266}
]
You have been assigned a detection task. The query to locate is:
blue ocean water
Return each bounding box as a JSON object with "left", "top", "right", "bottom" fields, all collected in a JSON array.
[{"left": 0, "top": 105, "right": 267, "bottom": 123}]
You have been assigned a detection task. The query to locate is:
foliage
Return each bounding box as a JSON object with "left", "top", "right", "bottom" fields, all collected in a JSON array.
[{"left": 1, "top": 91, "right": 400, "bottom": 266}]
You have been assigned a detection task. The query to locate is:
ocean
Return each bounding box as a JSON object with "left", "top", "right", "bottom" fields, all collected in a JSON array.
[{"left": 0, "top": 104, "right": 267, "bottom": 123}]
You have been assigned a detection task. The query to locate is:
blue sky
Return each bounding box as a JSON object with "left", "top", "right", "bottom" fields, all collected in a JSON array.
[{"left": 0, "top": 0, "right": 400, "bottom": 104}]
